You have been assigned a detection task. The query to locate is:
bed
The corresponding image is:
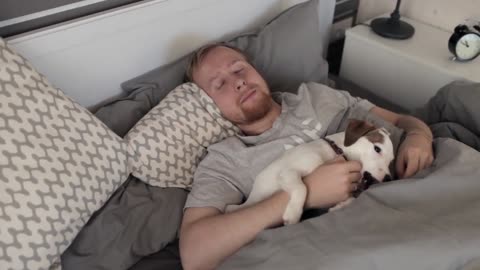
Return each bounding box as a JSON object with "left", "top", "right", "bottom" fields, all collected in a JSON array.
[{"left": 1, "top": 0, "right": 480, "bottom": 270}]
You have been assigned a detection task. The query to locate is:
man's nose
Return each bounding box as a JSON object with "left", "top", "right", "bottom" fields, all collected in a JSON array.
[{"left": 235, "top": 79, "right": 246, "bottom": 91}]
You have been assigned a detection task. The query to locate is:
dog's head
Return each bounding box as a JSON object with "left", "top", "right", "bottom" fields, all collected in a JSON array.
[{"left": 343, "top": 119, "right": 394, "bottom": 184}]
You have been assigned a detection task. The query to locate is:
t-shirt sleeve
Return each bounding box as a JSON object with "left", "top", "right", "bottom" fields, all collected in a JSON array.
[{"left": 184, "top": 149, "right": 244, "bottom": 213}]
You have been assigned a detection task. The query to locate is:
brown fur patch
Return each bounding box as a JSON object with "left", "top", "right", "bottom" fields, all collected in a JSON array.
[
  {"left": 365, "top": 130, "right": 385, "bottom": 144},
  {"left": 344, "top": 119, "right": 377, "bottom": 147}
]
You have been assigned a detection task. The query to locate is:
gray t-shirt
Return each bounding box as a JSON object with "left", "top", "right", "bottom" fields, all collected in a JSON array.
[{"left": 184, "top": 82, "right": 375, "bottom": 212}]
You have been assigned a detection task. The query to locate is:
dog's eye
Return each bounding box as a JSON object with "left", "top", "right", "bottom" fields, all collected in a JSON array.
[{"left": 374, "top": 145, "right": 382, "bottom": 153}]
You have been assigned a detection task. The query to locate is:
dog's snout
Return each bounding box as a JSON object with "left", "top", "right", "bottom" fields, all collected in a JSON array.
[{"left": 383, "top": 174, "right": 392, "bottom": 182}]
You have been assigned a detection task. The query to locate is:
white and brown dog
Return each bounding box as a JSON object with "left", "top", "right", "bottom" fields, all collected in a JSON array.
[{"left": 226, "top": 119, "right": 394, "bottom": 225}]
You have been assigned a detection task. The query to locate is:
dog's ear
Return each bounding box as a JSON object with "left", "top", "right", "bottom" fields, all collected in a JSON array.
[
  {"left": 380, "top": 127, "right": 391, "bottom": 136},
  {"left": 344, "top": 119, "right": 376, "bottom": 147}
]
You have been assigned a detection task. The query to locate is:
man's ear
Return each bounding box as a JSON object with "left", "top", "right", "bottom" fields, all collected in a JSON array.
[{"left": 344, "top": 119, "right": 376, "bottom": 146}]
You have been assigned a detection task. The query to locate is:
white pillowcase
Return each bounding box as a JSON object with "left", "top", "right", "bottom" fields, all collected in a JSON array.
[
  {"left": 0, "top": 39, "right": 238, "bottom": 270},
  {"left": 0, "top": 39, "right": 129, "bottom": 270},
  {"left": 125, "top": 82, "right": 239, "bottom": 189}
]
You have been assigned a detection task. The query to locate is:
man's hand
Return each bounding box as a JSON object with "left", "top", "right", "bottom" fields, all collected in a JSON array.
[
  {"left": 370, "top": 106, "right": 434, "bottom": 179},
  {"left": 303, "top": 156, "right": 362, "bottom": 209},
  {"left": 396, "top": 132, "right": 434, "bottom": 179}
]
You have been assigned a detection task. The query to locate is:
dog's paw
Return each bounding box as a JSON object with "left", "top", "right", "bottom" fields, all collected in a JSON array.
[
  {"left": 225, "top": 204, "right": 242, "bottom": 213},
  {"left": 329, "top": 197, "right": 355, "bottom": 212},
  {"left": 282, "top": 207, "right": 302, "bottom": 225}
]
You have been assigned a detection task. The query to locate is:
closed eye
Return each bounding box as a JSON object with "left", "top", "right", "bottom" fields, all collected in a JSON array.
[
  {"left": 374, "top": 145, "right": 382, "bottom": 153},
  {"left": 214, "top": 80, "right": 225, "bottom": 90}
]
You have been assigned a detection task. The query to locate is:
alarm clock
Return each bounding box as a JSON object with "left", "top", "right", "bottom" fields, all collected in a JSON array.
[{"left": 448, "top": 24, "right": 480, "bottom": 61}]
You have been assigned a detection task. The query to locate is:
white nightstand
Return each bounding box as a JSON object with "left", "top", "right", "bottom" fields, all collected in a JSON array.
[{"left": 339, "top": 15, "right": 480, "bottom": 112}]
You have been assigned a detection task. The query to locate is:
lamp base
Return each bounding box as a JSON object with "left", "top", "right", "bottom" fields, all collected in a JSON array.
[{"left": 371, "top": 17, "right": 415, "bottom": 39}]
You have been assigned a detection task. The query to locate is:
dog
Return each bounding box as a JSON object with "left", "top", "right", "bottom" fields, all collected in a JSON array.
[{"left": 225, "top": 119, "right": 394, "bottom": 225}]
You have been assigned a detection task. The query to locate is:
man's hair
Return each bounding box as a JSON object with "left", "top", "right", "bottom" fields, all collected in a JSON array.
[{"left": 184, "top": 42, "right": 250, "bottom": 83}]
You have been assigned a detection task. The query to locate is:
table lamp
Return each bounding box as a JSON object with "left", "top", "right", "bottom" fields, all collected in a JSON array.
[{"left": 370, "top": 0, "right": 415, "bottom": 39}]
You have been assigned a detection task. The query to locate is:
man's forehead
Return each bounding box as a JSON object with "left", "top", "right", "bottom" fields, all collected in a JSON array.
[
  {"left": 203, "top": 47, "right": 245, "bottom": 66},
  {"left": 200, "top": 49, "right": 244, "bottom": 73},
  {"left": 192, "top": 46, "right": 246, "bottom": 84}
]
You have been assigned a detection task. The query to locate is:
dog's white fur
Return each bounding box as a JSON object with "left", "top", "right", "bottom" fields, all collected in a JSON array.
[{"left": 225, "top": 120, "right": 394, "bottom": 225}]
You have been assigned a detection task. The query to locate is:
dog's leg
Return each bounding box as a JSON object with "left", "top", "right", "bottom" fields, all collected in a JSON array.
[
  {"left": 225, "top": 175, "right": 278, "bottom": 213},
  {"left": 279, "top": 170, "right": 307, "bottom": 225}
]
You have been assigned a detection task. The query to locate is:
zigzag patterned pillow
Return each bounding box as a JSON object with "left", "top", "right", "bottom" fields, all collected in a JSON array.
[
  {"left": 0, "top": 39, "right": 129, "bottom": 269},
  {"left": 126, "top": 82, "right": 239, "bottom": 189}
]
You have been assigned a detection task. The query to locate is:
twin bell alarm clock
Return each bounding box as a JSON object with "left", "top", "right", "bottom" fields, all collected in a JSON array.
[{"left": 448, "top": 24, "right": 480, "bottom": 61}]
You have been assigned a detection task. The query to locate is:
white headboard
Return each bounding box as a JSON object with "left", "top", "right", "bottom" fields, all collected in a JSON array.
[{"left": 6, "top": 0, "right": 311, "bottom": 108}]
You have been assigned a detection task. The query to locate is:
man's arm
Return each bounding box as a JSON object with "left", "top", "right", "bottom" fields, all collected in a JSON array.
[
  {"left": 371, "top": 106, "right": 434, "bottom": 178},
  {"left": 370, "top": 107, "right": 432, "bottom": 140},
  {"left": 179, "top": 158, "right": 362, "bottom": 270},
  {"left": 179, "top": 191, "right": 290, "bottom": 270}
]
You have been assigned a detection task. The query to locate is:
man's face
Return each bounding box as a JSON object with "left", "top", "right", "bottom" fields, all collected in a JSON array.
[{"left": 192, "top": 46, "right": 273, "bottom": 125}]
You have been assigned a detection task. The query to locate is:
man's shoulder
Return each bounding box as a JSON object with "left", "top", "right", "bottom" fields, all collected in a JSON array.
[
  {"left": 200, "top": 136, "right": 246, "bottom": 165},
  {"left": 281, "top": 82, "right": 339, "bottom": 104},
  {"left": 208, "top": 136, "right": 245, "bottom": 151},
  {"left": 301, "top": 82, "right": 344, "bottom": 99}
]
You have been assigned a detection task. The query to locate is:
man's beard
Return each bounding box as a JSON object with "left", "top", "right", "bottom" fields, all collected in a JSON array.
[{"left": 238, "top": 91, "right": 273, "bottom": 123}]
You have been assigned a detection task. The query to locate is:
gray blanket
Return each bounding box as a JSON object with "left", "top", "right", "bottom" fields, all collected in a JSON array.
[
  {"left": 220, "top": 138, "right": 480, "bottom": 270},
  {"left": 220, "top": 81, "right": 480, "bottom": 270},
  {"left": 63, "top": 80, "right": 480, "bottom": 270},
  {"left": 415, "top": 80, "right": 480, "bottom": 151}
]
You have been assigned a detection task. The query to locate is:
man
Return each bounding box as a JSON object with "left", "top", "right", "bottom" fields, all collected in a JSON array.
[{"left": 179, "top": 44, "right": 434, "bottom": 270}]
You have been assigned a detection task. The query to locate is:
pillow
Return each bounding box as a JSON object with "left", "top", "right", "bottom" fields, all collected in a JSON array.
[
  {"left": 94, "top": 87, "right": 159, "bottom": 137},
  {"left": 125, "top": 82, "right": 239, "bottom": 188},
  {"left": 0, "top": 38, "right": 129, "bottom": 269},
  {"left": 227, "top": 0, "right": 332, "bottom": 93},
  {"left": 61, "top": 176, "right": 187, "bottom": 270},
  {"left": 121, "top": 0, "right": 333, "bottom": 99}
]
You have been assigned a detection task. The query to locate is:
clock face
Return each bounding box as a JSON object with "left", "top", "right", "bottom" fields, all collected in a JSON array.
[{"left": 455, "top": 33, "right": 480, "bottom": 60}]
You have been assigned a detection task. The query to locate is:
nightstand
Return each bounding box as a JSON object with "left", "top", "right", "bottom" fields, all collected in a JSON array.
[{"left": 339, "top": 15, "right": 480, "bottom": 112}]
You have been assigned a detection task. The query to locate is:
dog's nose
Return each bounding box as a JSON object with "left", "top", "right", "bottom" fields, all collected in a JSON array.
[
  {"left": 383, "top": 174, "right": 392, "bottom": 182},
  {"left": 362, "top": 172, "right": 380, "bottom": 188}
]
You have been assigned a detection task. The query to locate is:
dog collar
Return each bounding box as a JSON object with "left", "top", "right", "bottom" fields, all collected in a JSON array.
[
  {"left": 324, "top": 137, "right": 370, "bottom": 198},
  {"left": 323, "top": 138, "right": 347, "bottom": 159}
]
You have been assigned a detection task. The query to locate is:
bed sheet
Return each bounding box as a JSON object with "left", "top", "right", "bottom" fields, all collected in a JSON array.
[
  {"left": 220, "top": 137, "right": 480, "bottom": 270},
  {"left": 65, "top": 80, "right": 480, "bottom": 270}
]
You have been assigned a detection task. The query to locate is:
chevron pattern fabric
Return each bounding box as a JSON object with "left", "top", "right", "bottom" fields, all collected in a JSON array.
[
  {"left": 0, "top": 39, "right": 129, "bottom": 269},
  {"left": 125, "top": 82, "right": 239, "bottom": 189}
]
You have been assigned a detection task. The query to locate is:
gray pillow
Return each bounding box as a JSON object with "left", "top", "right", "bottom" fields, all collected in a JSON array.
[
  {"left": 61, "top": 176, "right": 187, "bottom": 270},
  {"left": 101, "top": 0, "right": 333, "bottom": 137},
  {"left": 121, "top": 0, "right": 332, "bottom": 97},
  {"left": 94, "top": 87, "right": 158, "bottom": 137},
  {"left": 227, "top": 0, "right": 331, "bottom": 93}
]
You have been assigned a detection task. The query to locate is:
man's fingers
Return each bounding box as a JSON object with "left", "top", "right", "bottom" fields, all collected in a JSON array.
[
  {"left": 327, "top": 155, "right": 346, "bottom": 164},
  {"left": 396, "top": 153, "right": 406, "bottom": 178},
  {"left": 345, "top": 160, "right": 362, "bottom": 172},
  {"left": 418, "top": 153, "right": 434, "bottom": 172},
  {"left": 427, "top": 155, "right": 434, "bottom": 167},
  {"left": 348, "top": 172, "right": 362, "bottom": 183},
  {"left": 418, "top": 154, "right": 428, "bottom": 171},
  {"left": 349, "top": 182, "right": 358, "bottom": 192},
  {"left": 403, "top": 155, "right": 419, "bottom": 178},
  {"left": 424, "top": 154, "right": 434, "bottom": 168}
]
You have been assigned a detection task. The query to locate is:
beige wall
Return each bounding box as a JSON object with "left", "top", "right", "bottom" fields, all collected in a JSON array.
[{"left": 357, "top": 0, "right": 480, "bottom": 32}]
